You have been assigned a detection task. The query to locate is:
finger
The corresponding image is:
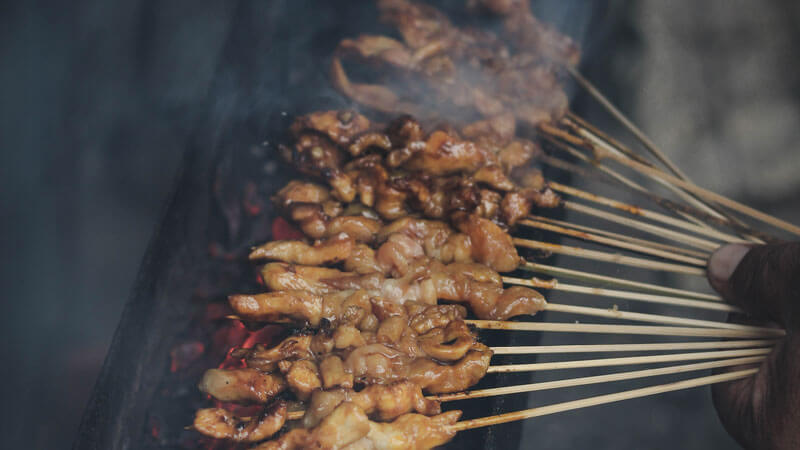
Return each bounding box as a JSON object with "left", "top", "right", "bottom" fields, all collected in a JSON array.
[
  {"left": 707, "top": 242, "right": 800, "bottom": 326},
  {"left": 712, "top": 336, "right": 800, "bottom": 449},
  {"left": 711, "top": 366, "right": 758, "bottom": 449}
]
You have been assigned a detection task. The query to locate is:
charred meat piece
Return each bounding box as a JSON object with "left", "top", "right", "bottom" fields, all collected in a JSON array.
[
  {"left": 331, "top": 0, "right": 576, "bottom": 127},
  {"left": 326, "top": 215, "right": 384, "bottom": 243},
  {"left": 494, "top": 0, "right": 581, "bottom": 66},
  {"left": 198, "top": 368, "right": 286, "bottom": 404},
  {"left": 250, "top": 234, "right": 356, "bottom": 266},
  {"left": 193, "top": 401, "right": 287, "bottom": 442},
  {"left": 255, "top": 257, "right": 545, "bottom": 321},
  {"left": 277, "top": 119, "right": 560, "bottom": 227},
  {"left": 407, "top": 343, "right": 493, "bottom": 393},
  {"left": 232, "top": 335, "right": 314, "bottom": 372},
  {"left": 303, "top": 381, "right": 440, "bottom": 428},
  {"left": 278, "top": 359, "right": 322, "bottom": 401},
  {"left": 402, "top": 130, "right": 495, "bottom": 175},
  {"left": 337, "top": 34, "right": 416, "bottom": 70},
  {"left": 273, "top": 180, "right": 332, "bottom": 207},
  {"left": 290, "top": 110, "right": 372, "bottom": 146},
  {"left": 253, "top": 403, "right": 461, "bottom": 450},
  {"left": 349, "top": 131, "right": 394, "bottom": 157},
  {"left": 226, "top": 301, "right": 489, "bottom": 398},
  {"left": 453, "top": 213, "right": 520, "bottom": 272},
  {"left": 229, "top": 291, "right": 324, "bottom": 325},
  {"left": 254, "top": 215, "right": 517, "bottom": 274},
  {"left": 283, "top": 132, "right": 356, "bottom": 202}
]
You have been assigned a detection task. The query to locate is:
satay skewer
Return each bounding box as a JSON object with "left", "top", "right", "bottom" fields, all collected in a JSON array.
[
  {"left": 540, "top": 122, "right": 728, "bottom": 231},
  {"left": 558, "top": 202, "right": 721, "bottom": 251},
  {"left": 540, "top": 133, "right": 652, "bottom": 195},
  {"left": 513, "top": 238, "right": 708, "bottom": 275},
  {"left": 521, "top": 218, "right": 708, "bottom": 266},
  {"left": 547, "top": 181, "right": 745, "bottom": 244},
  {"left": 256, "top": 356, "right": 765, "bottom": 423},
  {"left": 520, "top": 262, "right": 719, "bottom": 301},
  {"left": 505, "top": 276, "right": 739, "bottom": 313},
  {"left": 224, "top": 303, "right": 752, "bottom": 333},
  {"left": 509, "top": 274, "right": 728, "bottom": 309},
  {"left": 564, "top": 66, "right": 688, "bottom": 181},
  {"left": 538, "top": 152, "right": 736, "bottom": 239},
  {"left": 486, "top": 347, "right": 771, "bottom": 373},
  {"left": 227, "top": 297, "right": 770, "bottom": 331},
  {"left": 562, "top": 113, "right": 732, "bottom": 226},
  {"left": 540, "top": 303, "right": 754, "bottom": 330},
  {"left": 222, "top": 313, "right": 775, "bottom": 353},
  {"left": 434, "top": 355, "right": 764, "bottom": 402},
  {"left": 523, "top": 217, "right": 711, "bottom": 259},
  {"left": 594, "top": 148, "right": 800, "bottom": 237},
  {"left": 491, "top": 340, "right": 774, "bottom": 354},
  {"left": 449, "top": 367, "right": 758, "bottom": 432},
  {"left": 562, "top": 108, "right": 766, "bottom": 243},
  {"left": 467, "top": 320, "right": 785, "bottom": 338},
  {"left": 539, "top": 131, "right": 768, "bottom": 242}
]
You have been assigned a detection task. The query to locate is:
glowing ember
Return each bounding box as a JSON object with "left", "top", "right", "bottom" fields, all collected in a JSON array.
[{"left": 271, "top": 216, "right": 304, "bottom": 240}]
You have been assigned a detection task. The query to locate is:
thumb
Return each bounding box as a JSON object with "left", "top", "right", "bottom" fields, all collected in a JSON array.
[{"left": 707, "top": 242, "right": 800, "bottom": 327}]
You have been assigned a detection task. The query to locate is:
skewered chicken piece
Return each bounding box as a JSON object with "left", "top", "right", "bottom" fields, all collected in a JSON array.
[
  {"left": 303, "top": 381, "right": 441, "bottom": 427},
  {"left": 198, "top": 368, "right": 286, "bottom": 404},
  {"left": 193, "top": 383, "right": 443, "bottom": 444},
  {"left": 331, "top": 0, "right": 575, "bottom": 128},
  {"left": 252, "top": 402, "right": 462, "bottom": 450},
  {"left": 209, "top": 299, "right": 492, "bottom": 404},
  {"left": 289, "top": 109, "right": 372, "bottom": 147},
  {"left": 193, "top": 401, "right": 288, "bottom": 442},
  {"left": 478, "top": 0, "right": 581, "bottom": 66},
  {"left": 283, "top": 112, "right": 561, "bottom": 226},
  {"left": 251, "top": 213, "right": 522, "bottom": 273},
  {"left": 253, "top": 256, "right": 546, "bottom": 320}
]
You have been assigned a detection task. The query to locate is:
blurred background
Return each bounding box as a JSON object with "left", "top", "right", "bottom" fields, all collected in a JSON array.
[{"left": 1, "top": 0, "right": 798, "bottom": 448}]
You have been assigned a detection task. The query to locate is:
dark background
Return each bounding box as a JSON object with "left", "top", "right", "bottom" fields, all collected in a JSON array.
[{"left": 2, "top": 1, "right": 798, "bottom": 449}]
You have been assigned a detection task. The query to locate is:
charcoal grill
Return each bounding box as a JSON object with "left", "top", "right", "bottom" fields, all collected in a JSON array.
[{"left": 73, "top": 1, "right": 614, "bottom": 448}]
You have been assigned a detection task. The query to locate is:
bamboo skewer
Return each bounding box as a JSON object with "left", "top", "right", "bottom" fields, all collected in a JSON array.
[
  {"left": 467, "top": 320, "right": 786, "bottom": 338},
  {"left": 540, "top": 127, "right": 767, "bottom": 244},
  {"left": 521, "top": 218, "right": 707, "bottom": 266},
  {"left": 540, "top": 134, "right": 652, "bottom": 194},
  {"left": 565, "top": 66, "right": 689, "bottom": 181},
  {"left": 513, "top": 237, "right": 708, "bottom": 275},
  {"left": 485, "top": 348, "right": 771, "bottom": 373},
  {"left": 539, "top": 147, "right": 767, "bottom": 243},
  {"left": 275, "top": 357, "right": 765, "bottom": 423},
  {"left": 595, "top": 147, "right": 800, "bottom": 237},
  {"left": 563, "top": 116, "right": 732, "bottom": 225},
  {"left": 542, "top": 302, "right": 754, "bottom": 331},
  {"left": 564, "top": 111, "right": 652, "bottom": 166},
  {"left": 491, "top": 340, "right": 774, "bottom": 355},
  {"left": 449, "top": 368, "right": 759, "bottom": 432},
  {"left": 434, "top": 356, "right": 764, "bottom": 402},
  {"left": 524, "top": 216, "right": 711, "bottom": 259},
  {"left": 548, "top": 182, "right": 745, "bottom": 244},
  {"left": 520, "top": 262, "right": 720, "bottom": 301},
  {"left": 543, "top": 121, "right": 730, "bottom": 229},
  {"left": 224, "top": 315, "right": 784, "bottom": 338},
  {"left": 562, "top": 112, "right": 767, "bottom": 242},
  {"left": 506, "top": 276, "right": 739, "bottom": 313},
  {"left": 562, "top": 201, "right": 721, "bottom": 252}
]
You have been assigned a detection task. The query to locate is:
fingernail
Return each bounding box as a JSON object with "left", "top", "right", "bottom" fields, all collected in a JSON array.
[{"left": 708, "top": 244, "right": 750, "bottom": 285}]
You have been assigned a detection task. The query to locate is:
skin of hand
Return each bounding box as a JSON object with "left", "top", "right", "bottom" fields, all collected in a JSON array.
[{"left": 706, "top": 242, "right": 800, "bottom": 450}]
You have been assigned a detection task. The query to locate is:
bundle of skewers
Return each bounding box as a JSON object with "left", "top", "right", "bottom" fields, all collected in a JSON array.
[{"left": 189, "top": 1, "right": 796, "bottom": 448}]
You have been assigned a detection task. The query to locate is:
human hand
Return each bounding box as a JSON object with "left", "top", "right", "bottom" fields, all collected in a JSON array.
[{"left": 707, "top": 243, "right": 800, "bottom": 449}]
